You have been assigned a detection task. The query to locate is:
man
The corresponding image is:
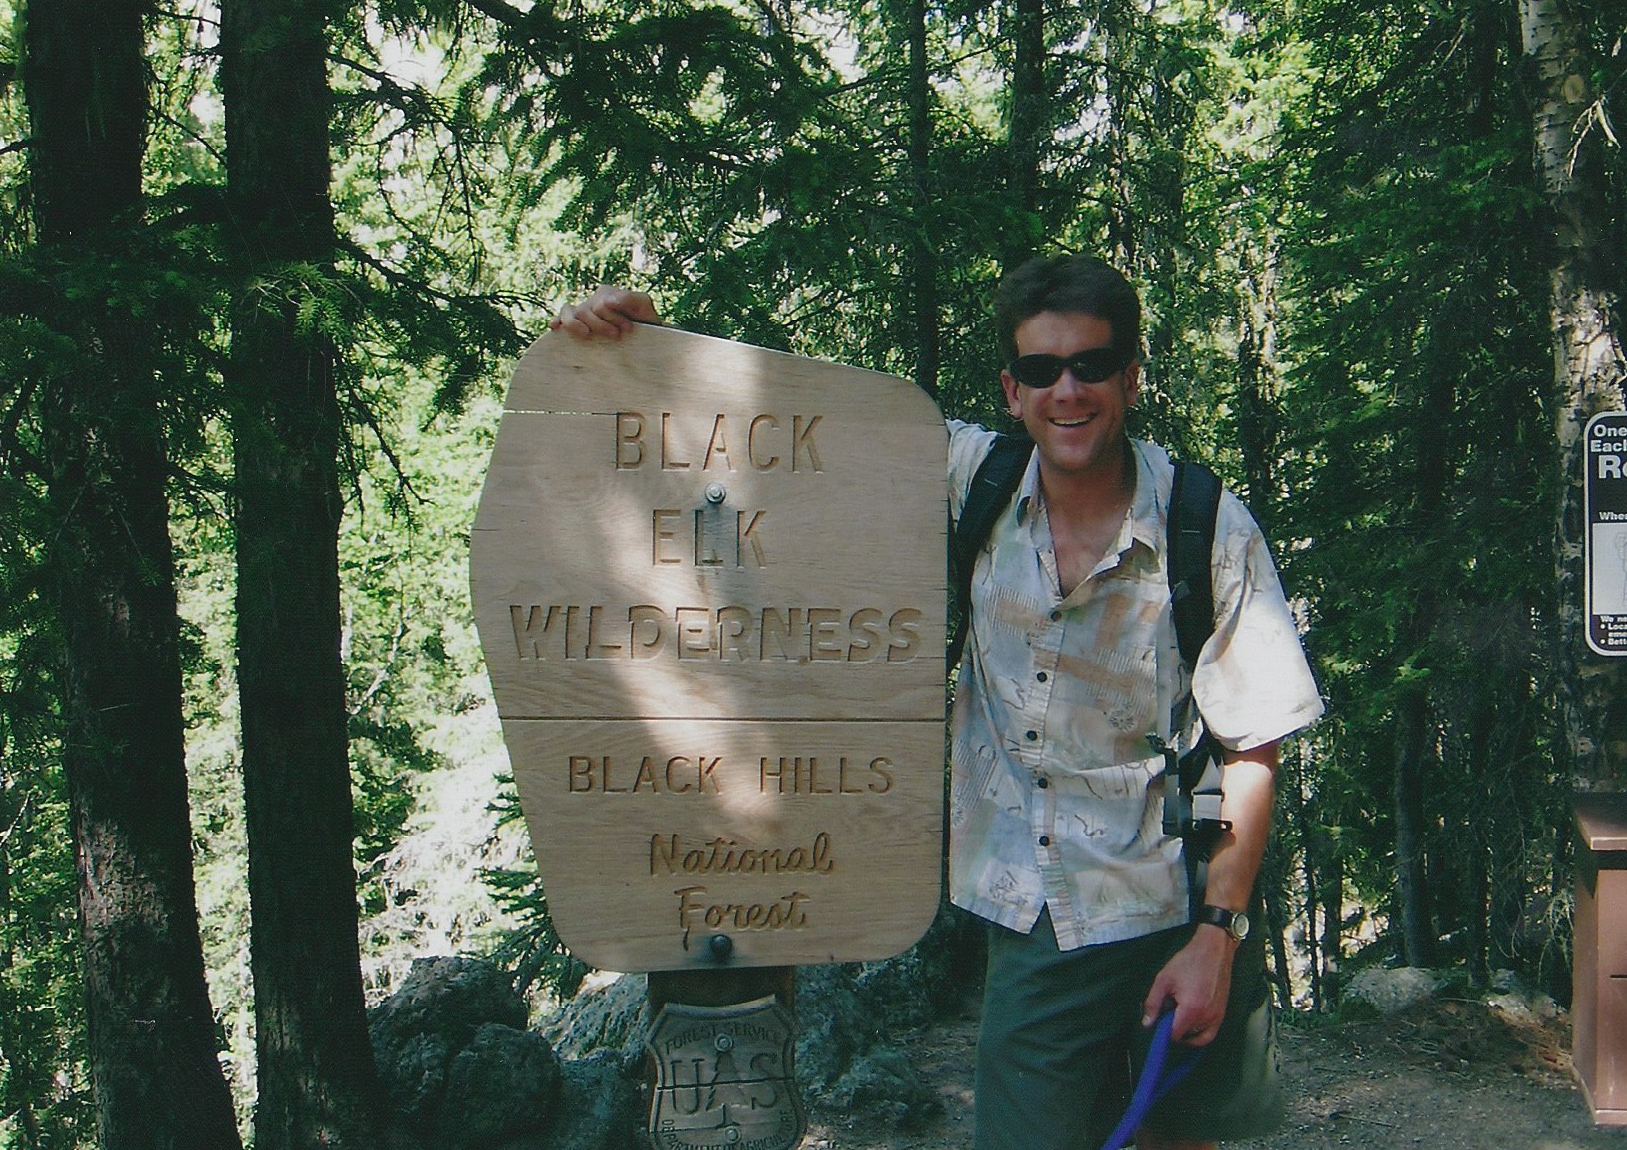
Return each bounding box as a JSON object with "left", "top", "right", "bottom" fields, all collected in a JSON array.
[{"left": 553, "top": 254, "right": 1323, "bottom": 1150}]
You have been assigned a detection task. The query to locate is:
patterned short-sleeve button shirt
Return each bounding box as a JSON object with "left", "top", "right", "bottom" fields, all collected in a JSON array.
[{"left": 946, "top": 421, "right": 1324, "bottom": 951}]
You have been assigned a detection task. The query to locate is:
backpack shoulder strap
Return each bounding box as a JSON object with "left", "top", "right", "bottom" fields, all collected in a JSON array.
[
  {"left": 948, "top": 432, "right": 1032, "bottom": 667},
  {"left": 1161, "top": 458, "right": 1230, "bottom": 910},
  {"left": 1167, "top": 459, "right": 1222, "bottom": 669}
]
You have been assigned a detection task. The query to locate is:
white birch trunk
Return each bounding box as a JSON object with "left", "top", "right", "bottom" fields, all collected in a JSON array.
[{"left": 1520, "top": 0, "right": 1627, "bottom": 783}]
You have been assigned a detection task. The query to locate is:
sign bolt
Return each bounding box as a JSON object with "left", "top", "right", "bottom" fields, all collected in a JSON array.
[
  {"left": 705, "top": 482, "right": 727, "bottom": 504},
  {"left": 707, "top": 933, "right": 734, "bottom": 962}
]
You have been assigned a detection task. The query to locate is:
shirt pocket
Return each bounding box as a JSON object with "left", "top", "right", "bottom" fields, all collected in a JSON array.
[{"left": 1047, "top": 640, "right": 1161, "bottom": 770}]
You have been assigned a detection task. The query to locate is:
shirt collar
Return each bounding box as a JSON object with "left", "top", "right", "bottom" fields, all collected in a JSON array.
[
  {"left": 1125, "top": 439, "right": 1165, "bottom": 553},
  {"left": 1015, "top": 450, "right": 1043, "bottom": 523},
  {"left": 1016, "top": 438, "right": 1165, "bottom": 558}
]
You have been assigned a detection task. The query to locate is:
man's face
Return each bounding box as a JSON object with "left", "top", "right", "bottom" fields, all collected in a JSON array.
[{"left": 1000, "top": 310, "right": 1141, "bottom": 484}]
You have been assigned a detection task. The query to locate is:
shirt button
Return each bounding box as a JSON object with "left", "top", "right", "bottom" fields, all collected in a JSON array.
[
  {"left": 1038, "top": 835, "right": 1051, "bottom": 847},
  {"left": 1036, "top": 672, "right": 1048, "bottom": 682},
  {"left": 1036, "top": 777, "right": 1049, "bottom": 789},
  {"left": 1025, "top": 730, "right": 1038, "bottom": 741}
]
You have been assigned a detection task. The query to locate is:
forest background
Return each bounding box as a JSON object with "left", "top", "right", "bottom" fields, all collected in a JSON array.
[{"left": 1, "top": 0, "right": 1624, "bottom": 1146}]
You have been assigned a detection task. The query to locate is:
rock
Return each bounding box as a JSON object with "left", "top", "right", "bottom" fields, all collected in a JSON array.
[
  {"left": 824, "top": 1044, "right": 941, "bottom": 1130},
  {"left": 795, "top": 949, "right": 942, "bottom": 1094},
  {"left": 371, "top": 956, "right": 570, "bottom": 1148},
  {"left": 546, "top": 1049, "right": 646, "bottom": 1150},
  {"left": 794, "top": 964, "right": 872, "bottom": 1090},
  {"left": 791, "top": 944, "right": 949, "bottom": 1132},
  {"left": 1344, "top": 966, "right": 1439, "bottom": 1015},
  {"left": 1487, "top": 992, "right": 1537, "bottom": 1025},
  {"left": 543, "top": 973, "right": 649, "bottom": 1059},
  {"left": 372, "top": 956, "right": 529, "bottom": 1051},
  {"left": 437, "top": 1023, "right": 561, "bottom": 1150},
  {"left": 379, "top": 1031, "right": 459, "bottom": 1129},
  {"left": 1487, "top": 980, "right": 1562, "bottom": 1027}
]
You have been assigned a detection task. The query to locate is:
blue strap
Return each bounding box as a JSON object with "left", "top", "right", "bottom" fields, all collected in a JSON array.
[{"left": 1097, "top": 1008, "right": 1203, "bottom": 1150}]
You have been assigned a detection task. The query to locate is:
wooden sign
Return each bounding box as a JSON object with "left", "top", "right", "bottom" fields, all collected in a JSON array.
[{"left": 471, "top": 324, "right": 946, "bottom": 971}]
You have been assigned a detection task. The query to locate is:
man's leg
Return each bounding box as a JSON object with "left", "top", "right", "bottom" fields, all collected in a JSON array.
[
  {"left": 975, "top": 912, "right": 1281, "bottom": 1149},
  {"left": 1133, "top": 911, "right": 1282, "bottom": 1146},
  {"left": 1135, "top": 1133, "right": 1214, "bottom": 1150},
  {"left": 974, "top": 912, "right": 1162, "bottom": 1150}
]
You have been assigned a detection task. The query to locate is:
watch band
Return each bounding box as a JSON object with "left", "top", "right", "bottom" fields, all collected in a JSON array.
[{"left": 1195, "top": 903, "right": 1250, "bottom": 941}]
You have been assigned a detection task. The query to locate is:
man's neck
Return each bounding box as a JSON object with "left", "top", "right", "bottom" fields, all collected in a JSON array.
[
  {"left": 1038, "top": 437, "right": 1137, "bottom": 527},
  {"left": 1039, "top": 438, "right": 1137, "bottom": 596}
]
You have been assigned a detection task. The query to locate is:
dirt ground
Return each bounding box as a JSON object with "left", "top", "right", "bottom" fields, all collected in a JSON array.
[{"left": 801, "top": 997, "right": 1627, "bottom": 1150}]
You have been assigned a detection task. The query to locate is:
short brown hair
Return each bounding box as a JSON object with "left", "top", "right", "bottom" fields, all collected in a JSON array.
[{"left": 994, "top": 255, "right": 1142, "bottom": 365}]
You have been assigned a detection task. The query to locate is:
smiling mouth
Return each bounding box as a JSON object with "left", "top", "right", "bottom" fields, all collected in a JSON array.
[{"left": 1050, "top": 414, "right": 1096, "bottom": 428}]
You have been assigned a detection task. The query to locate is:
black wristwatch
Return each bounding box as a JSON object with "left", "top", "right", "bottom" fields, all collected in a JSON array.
[{"left": 1195, "top": 904, "right": 1250, "bottom": 941}]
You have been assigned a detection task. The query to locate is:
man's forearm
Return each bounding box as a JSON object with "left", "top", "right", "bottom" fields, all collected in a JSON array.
[
  {"left": 1141, "top": 739, "right": 1280, "bottom": 1040},
  {"left": 1202, "top": 740, "right": 1279, "bottom": 913}
]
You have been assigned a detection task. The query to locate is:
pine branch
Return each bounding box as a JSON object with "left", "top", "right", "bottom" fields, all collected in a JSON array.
[{"left": 459, "top": 0, "right": 527, "bottom": 30}]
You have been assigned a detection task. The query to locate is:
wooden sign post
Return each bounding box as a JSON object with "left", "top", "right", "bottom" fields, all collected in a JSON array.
[{"left": 471, "top": 324, "right": 947, "bottom": 1148}]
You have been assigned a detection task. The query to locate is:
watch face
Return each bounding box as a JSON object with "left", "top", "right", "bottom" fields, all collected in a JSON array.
[{"left": 1230, "top": 911, "right": 1250, "bottom": 941}]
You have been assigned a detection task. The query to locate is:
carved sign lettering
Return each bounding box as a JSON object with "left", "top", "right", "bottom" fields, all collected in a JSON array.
[{"left": 471, "top": 325, "right": 946, "bottom": 971}]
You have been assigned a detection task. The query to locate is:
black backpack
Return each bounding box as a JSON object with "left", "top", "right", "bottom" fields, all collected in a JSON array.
[{"left": 947, "top": 433, "right": 1230, "bottom": 903}]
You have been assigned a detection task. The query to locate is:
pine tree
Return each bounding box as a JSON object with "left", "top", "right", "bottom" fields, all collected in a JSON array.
[
  {"left": 21, "top": 0, "right": 242, "bottom": 1143},
  {"left": 221, "top": 0, "right": 391, "bottom": 1143}
]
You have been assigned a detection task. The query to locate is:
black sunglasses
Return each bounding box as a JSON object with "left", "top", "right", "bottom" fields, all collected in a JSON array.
[{"left": 1007, "top": 347, "right": 1132, "bottom": 388}]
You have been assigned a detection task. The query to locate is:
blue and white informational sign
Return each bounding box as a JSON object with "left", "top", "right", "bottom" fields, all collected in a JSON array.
[{"left": 1587, "top": 412, "right": 1627, "bottom": 657}]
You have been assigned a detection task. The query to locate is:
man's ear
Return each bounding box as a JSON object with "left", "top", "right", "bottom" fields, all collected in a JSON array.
[
  {"left": 1001, "top": 371, "right": 1023, "bottom": 417},
  {"left": 1123, "top": 360, "right": 1143, "bottom": 405}
]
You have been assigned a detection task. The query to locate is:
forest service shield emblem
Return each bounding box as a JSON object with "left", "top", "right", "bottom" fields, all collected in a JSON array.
[{"left": 645, "top": 997, "right": 805, "bottom": 1150}]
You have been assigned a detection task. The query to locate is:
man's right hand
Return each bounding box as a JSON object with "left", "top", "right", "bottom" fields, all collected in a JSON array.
[{"left": 549, "top": 286, "right": 662, "bottom": 339}]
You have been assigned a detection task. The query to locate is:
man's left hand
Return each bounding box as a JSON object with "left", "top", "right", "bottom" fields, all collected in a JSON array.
[{"left": 1141, "top": 924, "right": 1235, "bottom": 1046}]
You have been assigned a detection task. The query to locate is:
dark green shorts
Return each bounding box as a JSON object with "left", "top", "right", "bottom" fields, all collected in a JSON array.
[{"left": 974, "top": 909, "right": 1282, "bottom": 1150}]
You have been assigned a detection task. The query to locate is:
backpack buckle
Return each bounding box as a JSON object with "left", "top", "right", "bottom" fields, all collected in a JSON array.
[{"left": 1148, "top": 734, "right": 1231, "bottom": 848}]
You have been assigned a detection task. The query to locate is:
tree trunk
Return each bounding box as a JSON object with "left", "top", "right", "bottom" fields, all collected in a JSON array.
[
  {"left": 1236, "top": 243, "right": 1281, "bottom": 522},
  {"left": 1128, "top": 5, "right": 1196, "bottom": 393},
  {"left": 1259, "top": 837, "right": 1294, "bottom": 1013},
  {"left": 1392, "top": 680, "right": 1435, "bottom": 966},
  {"left": 1465, "top": 701, "right": 1493, "bottom": 986},
  {"left": 899, "top": 0, "right": 940, "bottom": 397},
  {"left": 1318, "top": 847, "right": 1343, "bottom": 1008},
  {"left": 1392, "top": 332, "right": 1457, "bottom": 967},
  {"left": 23, "top": 1, "right": 242, "bottom": 1146},
  {"left": 0, "top": 708, "right": 51, "bottom": 1147},
  {"left": 221, "top": 1, "right": 387, "bottom": 1145},
  {"left": 1100, "top": 1, "right": 1142, "bottom": 276},
  {"left": 1519, "top": 0, "right": 1627, "bottom": 785},
  {"left": 1280, "top": 754, "right": 1320, "bottom": 1009},
  {"left": 1002, "top": 0, "right": 1045, "bottom": 271}
]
